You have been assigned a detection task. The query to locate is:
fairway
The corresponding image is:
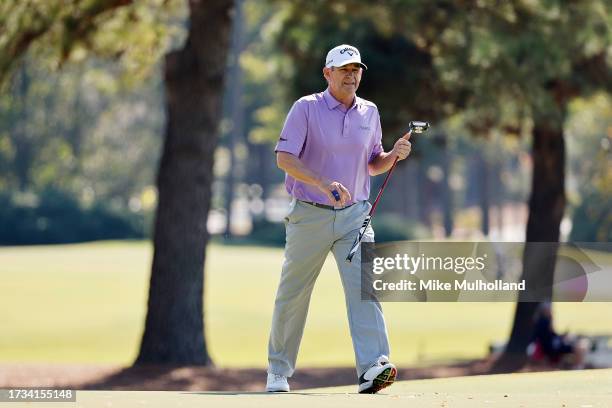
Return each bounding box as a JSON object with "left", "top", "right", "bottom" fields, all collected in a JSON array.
[
  {"left": 5, "top": 369, "right": 610, "bottom": 408},
  {"left": 1, "top": 241, "right": 611, "bottom": 367}
]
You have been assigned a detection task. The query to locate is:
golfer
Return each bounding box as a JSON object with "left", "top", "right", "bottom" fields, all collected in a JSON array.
[{"left": 266, "top": 44, "right": 412, "bottom": 394}]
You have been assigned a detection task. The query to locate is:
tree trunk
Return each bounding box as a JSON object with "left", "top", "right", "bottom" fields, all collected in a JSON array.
[
  {"left": 492, "top": 117, "right": 566, "bottom": 372},
  {"left": 135, "top": 0, "right": 234, "bottom": 366}
]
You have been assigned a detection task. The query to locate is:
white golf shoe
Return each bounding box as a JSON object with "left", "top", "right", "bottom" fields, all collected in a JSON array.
[
  {"left": 266, "top": 373, "right": 290, "bottom": 392},
  {"left": 358, "top": 355, "right": 397, "bottom": 394}
]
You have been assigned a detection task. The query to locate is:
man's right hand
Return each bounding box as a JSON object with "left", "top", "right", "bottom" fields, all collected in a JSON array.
[{"left": 318, "top": 180, "right": 351, "bottom": 207}]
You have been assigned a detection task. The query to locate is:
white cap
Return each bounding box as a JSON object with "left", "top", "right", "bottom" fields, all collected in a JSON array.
[{"left": 325, "top": 44, "right": 367, "bottom": 70}]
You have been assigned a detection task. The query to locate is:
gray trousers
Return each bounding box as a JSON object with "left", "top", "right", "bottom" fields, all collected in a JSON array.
[{"left": 268, "top": 199, "right": 390, "bottom": 377}]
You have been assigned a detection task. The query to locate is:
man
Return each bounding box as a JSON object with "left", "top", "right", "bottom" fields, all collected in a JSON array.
[{"left": 266, "top": 44, "right": 412, "bottom": 394}]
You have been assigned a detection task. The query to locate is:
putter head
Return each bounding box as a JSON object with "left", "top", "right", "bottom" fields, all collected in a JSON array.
[{"left": 408, "top": 121, "right": 430, "bottom": 134}]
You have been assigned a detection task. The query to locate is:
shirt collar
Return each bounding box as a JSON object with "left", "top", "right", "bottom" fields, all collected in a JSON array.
[{"left": 324, "top": 88, "right": 359, "bottom": 111}]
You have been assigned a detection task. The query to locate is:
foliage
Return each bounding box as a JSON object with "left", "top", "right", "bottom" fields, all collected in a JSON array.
[
  {"left": 567, "top": 93, "right": 612, "bottom": 242},
  {"left": 244, "top": 218, "right": 286, "bottom": 246},
  {"left": 0, "top": 58, "right": 164, "bottom": 232},
  {"left": 570, "top": 187, "right": 612, "bottom": 242},
  {"left": 276, "top": 0, "right": 611, "bottom": 140},
  {"left": 372, "top": 214, "right": 429, "bottom": 242},
  {"left": 0, "top": 187, "right": 143, "bottom": 245},
  {"left": 0, "top": 0, "right": 187, "bottom": 87},
  {"left": 240, "top": 0, "right": 292, "bottom": 146},
  {"left": 0, "top": 1, "right": 188, "bottom": 244}
]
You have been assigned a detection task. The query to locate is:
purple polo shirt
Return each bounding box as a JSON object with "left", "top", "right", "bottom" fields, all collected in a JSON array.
[{"left": 275, "top": 88, "right": 383, "bottom": 205}]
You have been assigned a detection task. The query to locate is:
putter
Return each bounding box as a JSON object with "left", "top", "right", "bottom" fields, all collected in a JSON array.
[{"left": 346, "top": 120, "right": 429, "bottom": 262}]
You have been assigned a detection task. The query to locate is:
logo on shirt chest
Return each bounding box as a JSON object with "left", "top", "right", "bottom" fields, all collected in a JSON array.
[{"left": 359, "top": 125, "right": 371, "bottom": 131}]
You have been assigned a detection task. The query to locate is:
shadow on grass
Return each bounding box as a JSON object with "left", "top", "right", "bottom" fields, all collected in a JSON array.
[
  {"left": 185, "top": 392, "right": 356, "bottom": 396},
  {"left": 2, "top": 359, "right": 577, "bottom": 392},
  {"left": 76, "top": 360, "right": 492, "bottom": 392},
  {"left": 6, "top": 358, "right": 571, "bottom": 391}
]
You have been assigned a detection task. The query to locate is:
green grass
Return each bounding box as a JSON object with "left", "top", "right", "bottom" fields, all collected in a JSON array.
[
  {"left": 44, "top": 369, "right": 612, "bottom": 407},
  {"left": 306, "top": 369, "right": 612, "bottom": 407},
  {"left": 1, "top": 241, "right": 611, "bottom": 367}
]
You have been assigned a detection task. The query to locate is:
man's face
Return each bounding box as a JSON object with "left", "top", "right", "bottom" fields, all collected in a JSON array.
[{"left": 323, "top": 63, "right": 363, "bottom": 98}]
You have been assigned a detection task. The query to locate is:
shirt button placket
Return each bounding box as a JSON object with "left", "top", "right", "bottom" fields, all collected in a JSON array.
[{"left": 343, "top": 113, "right": 349, "bottom": 137}]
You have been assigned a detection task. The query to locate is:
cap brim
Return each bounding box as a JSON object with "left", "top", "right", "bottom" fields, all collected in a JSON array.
[{"left": 329, "top": 59, "right": 368, "bottom": 70}]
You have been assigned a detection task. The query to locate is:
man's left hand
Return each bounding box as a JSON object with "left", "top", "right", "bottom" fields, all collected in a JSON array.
[{"left": 391, "top": 135, "right": 412, "bottom": 160}]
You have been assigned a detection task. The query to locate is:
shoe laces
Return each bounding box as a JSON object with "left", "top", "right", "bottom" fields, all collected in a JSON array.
[{"left": 273, "top": 374, "right": 286, "bottom": 381}]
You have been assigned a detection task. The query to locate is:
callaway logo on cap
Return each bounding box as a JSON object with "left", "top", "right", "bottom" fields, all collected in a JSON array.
[{"left": 325, "top": 44, "right": 368, "bottom": 70}]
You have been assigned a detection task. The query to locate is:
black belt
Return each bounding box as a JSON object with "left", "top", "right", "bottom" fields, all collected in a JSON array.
[{"left": 300, "top": 200, "right": 356, "bottom": 210}]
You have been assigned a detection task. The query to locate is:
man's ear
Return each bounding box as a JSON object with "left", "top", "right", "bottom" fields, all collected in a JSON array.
[{"left": 322, "top": 67, "right": 331, "bottom": 82}]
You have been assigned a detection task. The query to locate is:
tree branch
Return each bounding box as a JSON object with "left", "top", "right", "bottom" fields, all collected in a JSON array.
[{"left": 0, "top": 0, "right": 133, "bottom": 86}]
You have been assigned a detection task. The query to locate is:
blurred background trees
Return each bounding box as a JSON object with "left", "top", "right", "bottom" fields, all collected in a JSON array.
[
  {"left": 1, "top": 0, "right": 235, "bottom": 365},
  {"left": 1, "top": 0, "right": 609, "bottom": 368},
  {"left": 2, "top": 0, "right": 608, "bottom": 247},
  {"left": 0, "top": 0, "right": 183, "bottom": 244}
]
